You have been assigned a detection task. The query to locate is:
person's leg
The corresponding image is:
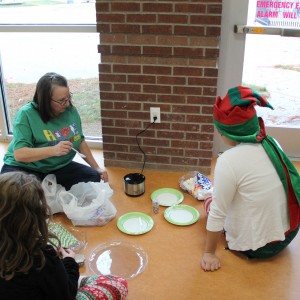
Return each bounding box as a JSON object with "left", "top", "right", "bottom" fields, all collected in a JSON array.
[
  {"left": 53, "top": 161, "right": 100, "bottom": 190},
  {"left": 76, "top": 275, "right": 128, "bottom": 300},
  {"left": 0, "top": 164, "right": 46, "bottom": 181},
  {"left": 241, "top": 226, "right": 300, "bottom": 259}
]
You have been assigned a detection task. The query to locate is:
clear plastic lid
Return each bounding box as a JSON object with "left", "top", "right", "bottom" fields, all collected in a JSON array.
[{"left": 88, "top": 240, "right": 148, "bottom": 279}]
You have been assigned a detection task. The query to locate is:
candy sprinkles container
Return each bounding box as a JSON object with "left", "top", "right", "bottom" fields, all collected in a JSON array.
[{"left": 152, "top": 200, "right": 160, "bottom": 214}]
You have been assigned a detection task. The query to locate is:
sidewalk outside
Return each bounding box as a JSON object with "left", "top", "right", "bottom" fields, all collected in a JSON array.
[{"left": 243, "top": 34, "right": 300, "bottom": 127}]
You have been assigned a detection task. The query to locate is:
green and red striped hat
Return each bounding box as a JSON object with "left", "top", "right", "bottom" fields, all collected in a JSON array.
[{"left": 213, "top": 86, "right": 273, "bottom": 143}]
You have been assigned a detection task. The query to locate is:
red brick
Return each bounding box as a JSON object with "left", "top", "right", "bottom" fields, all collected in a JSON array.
[
  {"left": 171, "top": 140, "right": 198, "bottom": 149},
  {"left": 204, "top": 68, "right": 219, "bottom": 77},
  {"left": 185, "top": 150, "right": 212, "bottom": 159},
  {"left": 158, "top": 14, "right": 188, "bottom": 24},
  {"left": 99, "top": 83, "right": 112, "bottom": 91},
  {"left": 191, "top": 15, "right": 221, "bottom": 25},
  {"left": 173, "top": 67, "right": 203, "bottom": 76},
  {"left": 186, "top": 115, "right": 213, "bottom": 123},
  {"left": 127, "top": 14, "right": 156, "bottom": 23},
  {"left": 188, "top": 77, "right": 217, "bottom": 86},
  {"left": 112, "top": 45, "right": 141, "bottom": 55},
  {"left": 113, "top": 64, "right": 141, "bottom": 73},
  {"left": 114, "top": 83, "right": 141, "bottom": 93},
  {"left": 111, "top": 2, "right": 140, "bottom": 12},
  {"left": 143, "top": 66, "right": 172, "bottom": 75},
  {"left": 171, "top": 157, "right": 198, "bottom": 165},
  {"left": 143, "top": 3, "right": 173, "bottom": 12},
  {"left": 127, "top": 35, "right": 156, "bottom": 45},
  {"left": 157, "top": 76, "right": 185, "bottom": 85},
  {"left": 157, "top": 131, "right": 185, "bottom": 139},
  {"left": 143, "top": 85, "right": 171, "bottom": 94},
  {"left": 157, "top": 94, "right": 186, "bottom": 104},
  {"left": 172, "top": 105, "right": 200, "bottom": 114},
  {"left": 100, "top": 34, "right": 126, "bottom": 44},
  {"left": 142, "top": 25, "right": 172, "bottom": 35},
  {"left": 128, "top": 75, "right": 156, "bottom": 84},
  {"left": 111, "top": 24, "right": 140, "bottom": 34},
  {"left": 173, "top": 86, "right": 203, "bottom": 95},
  {"left": 143, "top": 46, "right": 173, "bottom": 56},
  {"left": 175, "top": 4, "right": 206, "bottom": 13},
  {"left": 100, "top": 92, "right": 127, "bottom": 101},
  {"left": 99, "top": 74, "right": 126, "bottom": 83},
  {"left": 172, "top": 123, "right": 200, "bottom": 132},
  {"left": 98, "top": 14, "right": 125, "bottom": 23},
  {"left": 207, "top": 4, "right": 222, "bottom": 14},
  {"left": 174, "top": 47, "right": 204, "bottom": 58},
  {"left": 174, "top": 25, "right": 205, "bottom": 36},
  {"left": 157, "top": 36, "right": 188, "bottom": 46},
  {"left": 206, "top": 26, "right": 221, "bottom": 36},
  {"left": 129, "top": 93, "right": 156, "bottom": 102}
]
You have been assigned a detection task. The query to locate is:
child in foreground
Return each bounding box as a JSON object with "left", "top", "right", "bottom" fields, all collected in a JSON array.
[{"left": 0, "top": 172, "right": 128, "bottom": 299}]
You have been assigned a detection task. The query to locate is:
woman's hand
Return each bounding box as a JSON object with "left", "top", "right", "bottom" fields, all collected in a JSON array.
[
  {"left": 53, "top": 141, "right": 72, "bottom": 156},
  {"left": 96, "top": 167, "right": 109, "bottom": 182},
  {"left": 201, "top": 253, "right": 221, "bottom": 272},
  {"left": 58, "top": 247, "right": 76, "bottom": 259}
]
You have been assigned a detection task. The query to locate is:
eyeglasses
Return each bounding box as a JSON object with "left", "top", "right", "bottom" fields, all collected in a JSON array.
[{"left": 51, "top": 93, "right": 72, "bottom": 106}]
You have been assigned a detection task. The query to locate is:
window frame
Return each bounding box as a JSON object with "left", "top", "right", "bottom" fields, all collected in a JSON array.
[{"left": 0, "top": 23, "right": 102, "bottom": 149}]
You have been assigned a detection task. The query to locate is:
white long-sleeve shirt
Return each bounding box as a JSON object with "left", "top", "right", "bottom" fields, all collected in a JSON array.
[{"left": 207, "top": 143, "right": 290, "bottom": 251}]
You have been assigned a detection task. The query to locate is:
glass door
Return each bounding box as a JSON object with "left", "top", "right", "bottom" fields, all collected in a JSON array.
[{"left": 214, "top": 0, "right": 300, "bottom": 160}]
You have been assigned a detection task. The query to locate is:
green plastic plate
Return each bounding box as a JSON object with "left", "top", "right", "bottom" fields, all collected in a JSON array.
[
  {"left": 151, "top": 188, "right": 184, "bottom": 206},
  {"left": 117, "top": 212, "right": 154, "bottom": 235},
  {"left": 164, "top": 204, "right": 200, "bottom": 226}
]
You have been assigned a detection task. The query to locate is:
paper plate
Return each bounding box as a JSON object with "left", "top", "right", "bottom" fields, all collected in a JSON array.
[
  {"left": 151, "top": 188, "right": 184, "bottom": 206},
  {"left": 88, "top": 240, "right": 148, "bottom": 279},
  {"left": 117, "top": 212, "right": 154, "bottom": 235},
  {"left": 164, "top": 204, "right": 200, "bottom": 226}
]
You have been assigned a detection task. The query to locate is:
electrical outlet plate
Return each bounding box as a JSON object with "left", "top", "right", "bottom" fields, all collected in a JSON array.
[{"left": 150, "top": 107, "right": 161, "bottom": 123}]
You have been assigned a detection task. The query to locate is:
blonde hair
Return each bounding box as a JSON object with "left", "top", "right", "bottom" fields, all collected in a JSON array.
[{"left": 0, "top": 172, "right": 59, "bottom": 280}]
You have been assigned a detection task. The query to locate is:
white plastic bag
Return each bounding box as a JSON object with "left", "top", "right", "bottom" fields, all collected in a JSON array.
[
  {"left": 42, "top": 174, "right": 65, "bottom": 214},
  {"left": 59, "top": 181, "right": 116, "bottom": 226},
  {"left": 179, "top": 171, "right": 213, "bottom": 200}
]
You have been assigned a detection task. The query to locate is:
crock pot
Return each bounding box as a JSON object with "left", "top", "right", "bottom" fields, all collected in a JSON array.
[{"left": 124, "top": 173, "right": 145, "bottom": 197}]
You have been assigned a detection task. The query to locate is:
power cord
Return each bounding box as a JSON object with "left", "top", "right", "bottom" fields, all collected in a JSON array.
[{"left": 136, "top": 118, "right": 157, "bottom": 174}]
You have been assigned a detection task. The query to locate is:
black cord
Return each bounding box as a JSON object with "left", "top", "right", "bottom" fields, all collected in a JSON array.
[{"left": 136, "top": 118, "right": 157, "bottom": 174}]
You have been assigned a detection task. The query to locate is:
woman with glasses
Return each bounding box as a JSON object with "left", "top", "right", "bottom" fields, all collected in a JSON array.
[{"left": 0, "top": 72, "right": 108, "bottom": 190}]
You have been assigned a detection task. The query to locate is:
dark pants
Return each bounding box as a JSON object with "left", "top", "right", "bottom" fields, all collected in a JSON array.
[
  {"left": 1, "top": 162, "right": 100, "bottom": 190},
  {"left": 241, "top": 226, "right": 300, "bottom": 259}
]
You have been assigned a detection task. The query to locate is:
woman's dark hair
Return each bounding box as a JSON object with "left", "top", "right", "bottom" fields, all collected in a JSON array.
[
  {"left": 33, "top": 72, "right": 73, "bottom": 123},
  {"left": 0, "top": 172, "right": 60, "bottom": 280}
]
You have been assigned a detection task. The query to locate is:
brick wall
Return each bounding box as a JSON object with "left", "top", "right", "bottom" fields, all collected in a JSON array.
[{"left": 96, "top": 0, "right": 222, "bottom": 174}]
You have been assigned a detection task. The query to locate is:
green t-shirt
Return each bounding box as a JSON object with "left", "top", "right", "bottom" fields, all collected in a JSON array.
[{"left": 4, "top": 102, "right": 84, "bottom": 173}]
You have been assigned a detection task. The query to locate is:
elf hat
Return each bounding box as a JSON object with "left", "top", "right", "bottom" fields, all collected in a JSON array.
[{"left": 213, "top": 86, "right": 273, "bottom": 143}]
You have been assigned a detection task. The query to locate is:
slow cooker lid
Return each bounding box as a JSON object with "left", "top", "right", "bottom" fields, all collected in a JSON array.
[{"left": 124, "top": 173, "right": 145, "bottom": 184}]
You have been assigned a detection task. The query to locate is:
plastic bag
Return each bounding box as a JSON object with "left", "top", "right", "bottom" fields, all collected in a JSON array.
[
  {"left": 179, "top": 171, "right": 213, "bottom": 200},
  {"left": 42, "top": 174, "right": 65, "bottom": 214},
  {"left": 59, "top": 181, "right": 116, "bottom": 226}
]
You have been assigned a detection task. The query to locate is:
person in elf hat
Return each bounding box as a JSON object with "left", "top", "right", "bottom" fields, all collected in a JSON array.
[{"left": 201, "top": 86, "right": 300, "bottom": 272}]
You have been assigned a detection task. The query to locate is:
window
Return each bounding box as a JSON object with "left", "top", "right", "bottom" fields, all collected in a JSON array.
[{"left": 0, "top": 1, "right": 101, "bottom": 145}]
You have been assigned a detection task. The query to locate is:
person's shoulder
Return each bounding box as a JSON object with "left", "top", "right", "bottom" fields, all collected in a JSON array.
[
  {"left": 219, "top": 143, "right": 263, "bottom": 161},
  {"left": 21, "top": 101, "right": 36, "bottom": 110},
  {"left": 65, "top": 105, "right": 78, "bottom": 114},
  {"left": 43, "top": 245, "right": 58, "bottom": 258},
  {"left": 16, "top": 102, "right": 37, "bottom": 115}
]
